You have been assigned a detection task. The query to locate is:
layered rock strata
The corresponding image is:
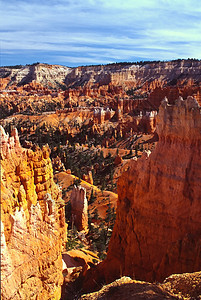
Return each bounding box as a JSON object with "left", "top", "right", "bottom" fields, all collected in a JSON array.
[
  {"left": 1, "top": 61, "right": 201, "bottom": 92},
  {"left": 0, "top": 126, "right": 66, "bottom": 300},
  {"left": 0, "top": 63, "right": 71, "bottom": 87},
  {"left": 104, "top": 96, "right": 201, "bottom": 282},
  {"left": 1, "top": 60, "right": 201, "bottom": 120},
  {"left": 83, "top": 96, "right": 201, "bottom": 289}
]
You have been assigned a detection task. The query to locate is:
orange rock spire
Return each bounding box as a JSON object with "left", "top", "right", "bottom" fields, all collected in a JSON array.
[
  {"left": 104, "top": 96, "right": 201, "bottom": 283},
  {"left": 0, "top": 127, "right": 66, "bottom": 300},
  {"left": 83, "top": 97, "right": 201, "bottom": 290}
]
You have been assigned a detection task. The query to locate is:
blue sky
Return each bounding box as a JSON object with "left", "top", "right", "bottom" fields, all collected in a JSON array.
[{"left": 1, "top": 0, "right": 201, "bottom": 67}]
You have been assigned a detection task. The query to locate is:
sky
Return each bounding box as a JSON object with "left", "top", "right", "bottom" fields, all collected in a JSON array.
[{"left": 1, "top": 0, "right": 201, "bottom": 67}]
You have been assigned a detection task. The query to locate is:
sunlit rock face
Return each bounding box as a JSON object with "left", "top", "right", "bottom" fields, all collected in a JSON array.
[
  {"left": 70, "top": 185, "right": 88, "bottom": 232},
  {"left": 82, "top": 97, "right": 201, "bottom": 291},
  {"left": 1, "top": 60, "right": 201, "bottom": 119},
  {"left": 104, "top": 96, "right": 201, "bottom": 283},
  {"left": 0, "top": 126, "right": 66, "bottom": 300}
]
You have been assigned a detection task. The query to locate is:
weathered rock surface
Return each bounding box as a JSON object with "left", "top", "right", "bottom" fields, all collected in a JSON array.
[
  {"left": 70, "top": 185, "right": 88, "bottom": 232},
  {"left": 114, "top": 154, "right": 123, "bottom": 166},
  {"left": 1, "top": 60, "right": 201, "bottom": 90},
  {"left": 80, "top": 276, "right": 177, "bottom": 300},
  {"left": 82, "top": 171, "right": 93, "bottom": 185},
  {"left": 0, "top": 126, "right": 66, "bottom": 300},
  {"left": 82, "top": 97, "right": 201, "bottom": 290},
  {"left": 0, "top": 63, "right": 71, "bottom": 87},
  {"left": 104, "top": 96, "right": 201, "bottom": 282},
  {"left": 54, "top": 171, "right": 118, "bottom": 221},
  {"left": 163, "top": 271, "right": 201, "bottom": 299},
  {"left": 80, "top": 272, "right": 201, "bottom": 300},
  {"left": 1, "top": 60, "right": 201, "bottom": 119}
]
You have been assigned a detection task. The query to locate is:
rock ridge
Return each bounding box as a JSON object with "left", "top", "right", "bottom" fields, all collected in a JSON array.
[
  {"left": 1, "top": 60, "right": 201, "bottom": 119},
  {"left": 1, "top": 60, "right": 201, "bottom": 89}
]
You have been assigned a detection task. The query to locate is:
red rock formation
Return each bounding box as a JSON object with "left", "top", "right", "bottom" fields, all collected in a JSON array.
[
  {"left": 83, "top": 171, "right": 93, "bottom": 185},
  {"left": 104, "top": 96, "right": 201, "bottom": 282},
  {"left": 137, "top": 112, "right": 157, "bottom": 133},
  {"left": 0, "top": 126, "right": 66, "bottom": 300},
  {"left": 1, "top": 60, "right": 201, "bottom": 119},
  {"left": 83, "top": 96, "right": 201, "bottom": 290},
  {"left": 148, "top": 86, "right": 201, "bottom": 109},
  {"left": 114, "top": 154, "right": 123, "bottom": 166},
  {"left": 70, "top": 185, "right": 88, "bottom": 232},
  {"left": 93, "top": 107, "right": 115, "bottom": 124},
  {"left": 0, "top": 77, "right": 10, "bottom": 89}
]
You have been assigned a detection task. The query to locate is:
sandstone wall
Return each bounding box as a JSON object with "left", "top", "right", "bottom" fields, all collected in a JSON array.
[
  {"left": 0, "top": 126, "right": 66, "bottom": 300},
  {"left": 103, "top": 96, "right": 201, "bottom": 283},
  {"left": 82, "top": 97, "right": 201, "bottom": 290}
]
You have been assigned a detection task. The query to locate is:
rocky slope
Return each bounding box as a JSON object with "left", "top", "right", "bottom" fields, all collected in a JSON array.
[
  {"left": 0, "top": 126, "right": 66, "bottom": 299},
  {"left": 81, "top": 272, "right": 201, "bottom": 300},
  {"left": 81, "top": 276, "right": 178, "bottom": 300},
  {"left": 82, "top": 96, "right": 201, "bottom": 290}
]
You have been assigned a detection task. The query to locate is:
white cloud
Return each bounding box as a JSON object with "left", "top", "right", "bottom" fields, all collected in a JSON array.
[
  {"left": 151, "top": 29, "right": 201, "bottom": 43},
  {"left": 1, "top": 0, "right": 201, "bottom": 65},
  {"left": 56, "top": 55, "right": 113, "bottom": 64}
]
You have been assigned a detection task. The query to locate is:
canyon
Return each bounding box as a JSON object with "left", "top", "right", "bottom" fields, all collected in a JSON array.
[
  {"left": 1, "top": 59, "right": 201, "bottom": 299},
  {"left": 1, "top": 60, "right": 201, "bottom": 119}
]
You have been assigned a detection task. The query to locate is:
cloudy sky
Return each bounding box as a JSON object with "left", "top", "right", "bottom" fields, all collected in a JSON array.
[{"left": 1, "top": 0, "right": 201, "bottom": 67}]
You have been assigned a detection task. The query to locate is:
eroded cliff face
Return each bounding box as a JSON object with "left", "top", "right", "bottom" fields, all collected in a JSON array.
[
  {"left": 1, "top": 60, "right": 201, "bottom": 120},
  {"left": 0, "top": 127, "right": 66, "bottom": 300},
  {"left": 88, "top": 96, "right": 201, "bottom": 286},
  {"left": 0, "top": 64, "right": 71, "bottom": 87}
]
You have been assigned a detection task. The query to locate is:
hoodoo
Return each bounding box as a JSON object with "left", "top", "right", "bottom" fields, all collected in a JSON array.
[
  {"left": 83, "top": 96, "right": 201, "bottom": 289},
  {"left": 0, "top": 126, "right": 66, "bottom": 300},
  {"left": 106, "top": 96, "right": 201, "bottom": 282}
]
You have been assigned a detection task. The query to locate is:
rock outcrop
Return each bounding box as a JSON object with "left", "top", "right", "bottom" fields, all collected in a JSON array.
[
  {"left": 0, "top": 63, "right": 71, "bottom": 88},
  {"left": 70, "top": 185, "right": 88, "bottom": 232},
  {"left": 1, "top": 60, "right": 201, "bottom": 91},
  {"left": 83, "top": 97, "right": 201, "bottom": 290},
  {"left": 0, "top": 126, "right": 66, "bottom": 300},
  {"left": 104, "top": 96, "right": 201, "bottom": 282},
  {"left": 81, "top": 276, "right": 178, "bottom": 300},
  {"left": 114, "top": 154, "right": 123, "bottom": 166},
  {"left": 82, "top": 171, "right": 93, "bottom": 185},
  {"left": 81, "top": 271, "right": 201, "bottom": 300},
  {"left": 1, "top": 60, "right": 201, "bottom": 123}
]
